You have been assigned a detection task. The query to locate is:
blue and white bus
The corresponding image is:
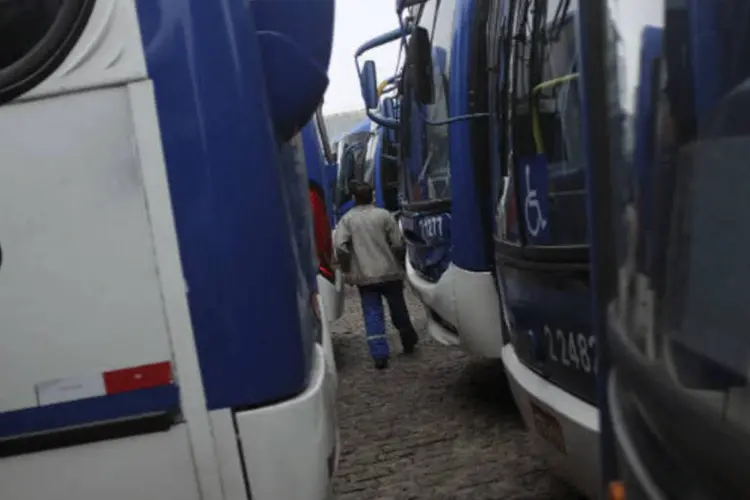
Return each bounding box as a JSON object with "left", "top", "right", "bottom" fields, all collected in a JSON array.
[
  {"left": 487, "top": 0, "right": 601, "bottom": 497},
  {"left": 333, "top": 119, "right": 372, "bottom": 220},
  {"left": 582, "top": 0, "right": 750, "bottom": 497},
  {"left": 356, "top": 0, "right": 504, "bottom": 358},
  {"left": 333, "top": 96, "right": 403, "bottom": 217},
  {"left": 0, "top": 0, "right": 338, "bottom": 498}
]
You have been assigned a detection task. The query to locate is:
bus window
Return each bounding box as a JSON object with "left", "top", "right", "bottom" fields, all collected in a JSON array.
[
  {"left": 501, "top": 0, "right": 588, "bottom": 247},
  {"left": 599, "top": 0, "right": 750, "bottom": 496},
  {"left": 334, "top": 131, "right": 369, "bottom": 207},
  {"left": 363, "top": 132, "right": 377, "bottom": 187},
  {"left": 402, "top": 0, "right": 454, "bottom": 206}
]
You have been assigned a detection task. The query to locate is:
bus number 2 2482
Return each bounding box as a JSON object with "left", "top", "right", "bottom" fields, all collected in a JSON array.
[{"left": 543, "top": 326, "right": 597, "bottom": 375}]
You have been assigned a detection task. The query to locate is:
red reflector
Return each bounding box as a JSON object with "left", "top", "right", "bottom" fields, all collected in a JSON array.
[
  {"left": 319, "top": 264, "right": 335, "bottom": 280},
  {"left": 309, "top": 186, "right": 334, "bottom": 275},
  {"left": 103, "top": 361, "right": 173, "bottom": 395}
]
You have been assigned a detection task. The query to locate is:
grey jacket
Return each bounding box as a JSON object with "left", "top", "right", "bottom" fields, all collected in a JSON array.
[{"left": 333, "top": 205, "right": 404, "bottom": 286}]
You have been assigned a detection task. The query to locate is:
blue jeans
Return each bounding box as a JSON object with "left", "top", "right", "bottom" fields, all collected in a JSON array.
[{"left": 358, "top": 280, "right": 418, "bottom": 360}]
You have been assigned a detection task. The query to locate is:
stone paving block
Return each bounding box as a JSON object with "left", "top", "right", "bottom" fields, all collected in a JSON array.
[{"left": 331, "top": 286, "right": 583, "bottom": 500}]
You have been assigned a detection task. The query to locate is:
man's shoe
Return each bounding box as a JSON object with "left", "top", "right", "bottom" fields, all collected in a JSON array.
[
  {"left": 401, "top": 333, "right": 418, "bottom": 354},
  {"left": 374, "top": 358, "right": 389, "bottom": 370}
]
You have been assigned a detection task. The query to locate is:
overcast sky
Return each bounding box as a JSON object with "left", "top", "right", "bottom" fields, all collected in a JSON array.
[{"left": 322, "top": 0, "right": 401, "bottom": 115}]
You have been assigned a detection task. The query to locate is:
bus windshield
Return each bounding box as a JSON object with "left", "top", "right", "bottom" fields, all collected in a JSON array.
[
  {"left": 402, "top": 0, "right": 454, "bottom": 205},
  {"left": 363, "top": 131, "right": 378, "bottom": 187},
  {"left": 499, "top": 0, "right": 587, "bottom": 247},
  {"left": 335, "top": 130, "right": 370, "bottom": 205},
  {"left": 363, "top": 127, "right": 401, "bottom": 212},
  {"left": 380, "top": 126, "right": 401, "bottom": 212},
  {"left": 603, "top": 1, "right": 750, "bottom": 494}
]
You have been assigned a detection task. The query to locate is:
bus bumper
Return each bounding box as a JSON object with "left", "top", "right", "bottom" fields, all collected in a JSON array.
[
  {"left": 236, "top": 344, "right": 339, "bottom": 500},
  {"left": 317, "top": 271, "right": 344, "bottom": 323},
  {"left": 316, "top": 275, "right": 339, "bottom": 390},
  {"left": 406, "top": 260, "right": 504, "bottom": 358},
  {"left": 502, "top": 344, "right": 600, "bottom": 499}
]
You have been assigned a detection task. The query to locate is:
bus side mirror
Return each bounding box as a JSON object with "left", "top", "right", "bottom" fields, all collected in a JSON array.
[
  {"left": 354, "top": 27, "right": 410, "bottom": 130},
  {"left": 361, "top": 61, "right": 379, "bottom": 110},
  {"left": 407, "top": 27, "right": 434, "bottom": 105}
]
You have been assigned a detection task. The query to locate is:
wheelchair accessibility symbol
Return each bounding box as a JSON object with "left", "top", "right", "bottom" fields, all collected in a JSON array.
[{"left": 524, "top": 163, "right": 548, "bottom": 238}]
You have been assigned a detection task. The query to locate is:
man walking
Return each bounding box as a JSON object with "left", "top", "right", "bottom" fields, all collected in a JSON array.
[{"left": 334, "top": 182, "right": 418, "bottom": 369}]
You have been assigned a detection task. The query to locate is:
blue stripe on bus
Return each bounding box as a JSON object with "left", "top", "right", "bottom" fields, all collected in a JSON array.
[{"left": 0, "top": 385, "right": 178, "bottom": 440}]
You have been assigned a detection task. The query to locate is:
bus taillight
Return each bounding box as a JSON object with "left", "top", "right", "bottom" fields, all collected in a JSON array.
[{"left": 309, "top": 186, "right": 334, "bottom": 281}]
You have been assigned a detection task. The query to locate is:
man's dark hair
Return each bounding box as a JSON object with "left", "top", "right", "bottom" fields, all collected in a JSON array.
[{"left": 352, "top": 182, "right": 374, "bottom": 205}]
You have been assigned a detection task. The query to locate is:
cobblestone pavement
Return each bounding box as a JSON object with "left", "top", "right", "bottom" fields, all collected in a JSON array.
[{"left": 331, "top": 285, "right": 583, "bottom": 500}]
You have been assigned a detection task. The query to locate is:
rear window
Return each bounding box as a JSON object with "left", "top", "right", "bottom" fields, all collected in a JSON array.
[{"left": 0, "top": 0, "right": 94, "bottom": 103}]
